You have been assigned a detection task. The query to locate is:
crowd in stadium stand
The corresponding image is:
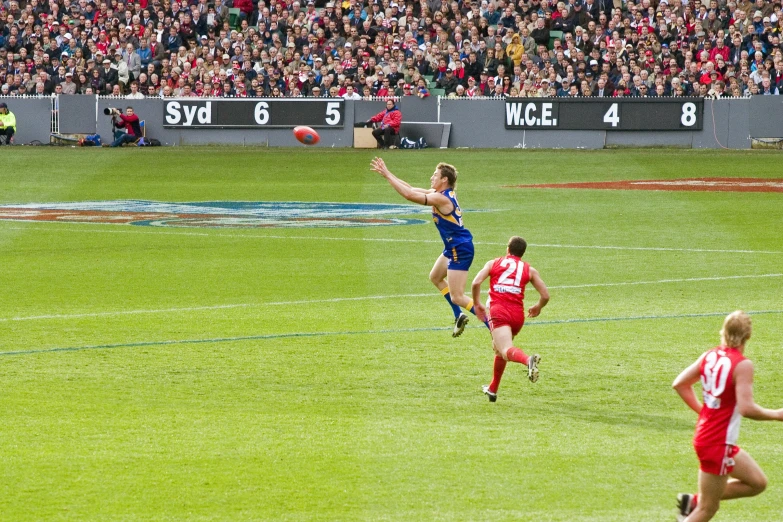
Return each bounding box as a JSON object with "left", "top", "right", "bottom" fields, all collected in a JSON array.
[{"left": 1, "top": 0, "right": 781, "bottom": 99}]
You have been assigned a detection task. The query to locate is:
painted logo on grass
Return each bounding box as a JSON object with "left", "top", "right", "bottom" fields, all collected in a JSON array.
[
  {"left": 509, "top": 178, "right": 783, "bottom": 193},
  {"left": 0, "top": 201, "right": 431, "bottom": 228}
]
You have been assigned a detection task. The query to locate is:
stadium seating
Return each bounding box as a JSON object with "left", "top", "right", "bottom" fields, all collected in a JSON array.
[
  {"left": 1, "top": 0, "right": 776, "bottom": 99},
  {"left": 548, "top": 30, "right": 563, "bottom": 51},
  {"left": 228, "top": 8, "right": 241, "bottom": 30}
]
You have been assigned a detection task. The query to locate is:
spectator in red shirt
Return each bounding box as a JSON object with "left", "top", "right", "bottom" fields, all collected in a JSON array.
[
  {"left": 367, "top": 99, "right": 402, "bottom": 149},
  {"left": 710, "top": 39, "right": 730, "bottom": 63},
  {"left": 233, "top": 0, "right": 254, "bottom": 19}
]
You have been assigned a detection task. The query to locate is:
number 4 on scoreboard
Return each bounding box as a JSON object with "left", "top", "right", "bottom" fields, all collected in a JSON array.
[
  {"left": 603, "top": 103, "right": 620, "bottom": 127},
  {"left": 601, "top": 101, "right": 698, "bottom": 129}
]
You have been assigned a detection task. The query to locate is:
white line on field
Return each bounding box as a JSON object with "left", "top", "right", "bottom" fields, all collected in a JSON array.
[
  {"left": 1, "top": 273, "right": 780, "bottom": 323},
  {"left": 0, "top": 294, "right": 432, "bottom": 322},
  {"left": 1, "top": 225, "right": 782, "bottom": 254},
  {"left": 551, "top": 273, "right": 783, "bottom": 289}
]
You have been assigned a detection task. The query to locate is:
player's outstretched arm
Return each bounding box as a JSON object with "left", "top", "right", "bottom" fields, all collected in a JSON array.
[
  {"left": 672, "top": 357, "right": 704, "bottom": 415},
  {"left": 471, "top": 260, "right": 493, "bottom": 323},
  {"left": 371, "top": 157, "right": 449, "bottom": 206},
  {"left": 527, "top": 267, "right": 550, "bottom": 318},
  {"left": 735, "top": 360, "right": 783, "bottom": 421}
]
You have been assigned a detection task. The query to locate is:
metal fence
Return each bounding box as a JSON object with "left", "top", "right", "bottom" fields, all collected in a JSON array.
[{"left": 1, "top": 94, "right": 781, "bottom": 149}]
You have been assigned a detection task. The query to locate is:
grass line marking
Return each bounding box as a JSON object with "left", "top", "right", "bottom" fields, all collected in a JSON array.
[
  {"left": 0, "top": 294, "right": 435, "bottom": 322},
  {"left": 2, "top": 225, "right": 782, "bottom": 254},
  {"left": 553, "top": 273, "right": 783, "bottom": 289},
  {"left": 2, "top": 274, "right": 780, "bottom": 323},
  {"left": 2, "top": 309, "right": 782, "bottom": 357}
]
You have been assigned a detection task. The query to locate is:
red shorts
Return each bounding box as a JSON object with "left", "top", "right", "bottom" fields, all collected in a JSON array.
[
  {"left": 488, "top": 303, "right": 525, "bottom": 337},
  {"left": 694, "top": 444, "right": 740, "bottom": 476}
]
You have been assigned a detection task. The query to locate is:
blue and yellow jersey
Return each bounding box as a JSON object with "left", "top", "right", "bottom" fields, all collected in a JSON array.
[{"left": 432, "top": 188, "right": 473, "bottom": 247}]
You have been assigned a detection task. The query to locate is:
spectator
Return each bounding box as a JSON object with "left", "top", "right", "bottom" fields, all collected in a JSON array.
[
  {"left": 759, "top": 77, "right": 780, "bottom": 95},
  {"left": 0, "top": 103, "right": 16, "bottom": 145},
  {"left": 416, "top": 79, "right": 431, "bottom": 98},
  {"left": 437, "top": 66, "right": 460, "bottom": 94},
  {"left": 506, "top": 34, "right": 525, "bottom": 68},
  {"left": 0, "top": 0, "right": 779, "bottom": 105},
  {"left": 531, "top": 18, "right": 551, "bottom": 47},
  {"left": 466, "top": 77, "right": 481, "bottom": 97},
  {"left": 99, "top": 58, "right": 118, "bottom": 92},
  {"left": 114, "top": 51, "right": 131, "bottom": 94},
  {"left": 367, "top": 98, "right": 402, "bottom": 149},
  {"left": 124, "top": 44, "right": 142, "bottom": 82},
  {"left": 342, "top": 84, "right": 362, "bottom": 100},
  {"left": 60, "top": 72, "right": 77, "bottom": 94},
  {"left": 126, "top": 81, "right": 145, "bottom": 99}
]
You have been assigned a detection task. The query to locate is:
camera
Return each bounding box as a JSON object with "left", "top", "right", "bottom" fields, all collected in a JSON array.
[{"left": 103, "top": 107, "right": 120, "bottom": 116}]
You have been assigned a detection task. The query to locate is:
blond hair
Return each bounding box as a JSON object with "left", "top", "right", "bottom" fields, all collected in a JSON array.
[
  {"left": 436, "top": 162, "right": 458, "bottom": 187},
  {"left": 720, "top": 310, "right": 752, "bottom": 348}
]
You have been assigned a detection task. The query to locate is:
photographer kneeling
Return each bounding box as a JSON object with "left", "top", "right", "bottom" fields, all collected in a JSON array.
[{"left": 107, "top": 107, "right": 142, "bottom": 147}]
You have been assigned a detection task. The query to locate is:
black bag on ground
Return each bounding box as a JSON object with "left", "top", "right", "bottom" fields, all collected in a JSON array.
[{"left": 399, "top": 137, "right": 428, "bottom": 149}]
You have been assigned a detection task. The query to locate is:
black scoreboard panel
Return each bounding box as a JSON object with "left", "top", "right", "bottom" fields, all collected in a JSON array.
[
  {"left": 504, "top": 98, "right": 703, "bottom": 131},
  {"left": 163, "top": 99, "right": 345, "bottom": 128}
]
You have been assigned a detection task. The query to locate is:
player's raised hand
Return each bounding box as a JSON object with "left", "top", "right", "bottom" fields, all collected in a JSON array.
[{"left": 370, "top": 157, "right": 391, "bottom": 178}]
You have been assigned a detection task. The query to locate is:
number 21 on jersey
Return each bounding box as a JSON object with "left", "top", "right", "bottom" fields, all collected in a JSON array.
[
  {"left": 498, "top": 258, "right": 524, "bottom": 287},
  {"left": 701, "top": 351, "right": 731, "bottom": 409}
]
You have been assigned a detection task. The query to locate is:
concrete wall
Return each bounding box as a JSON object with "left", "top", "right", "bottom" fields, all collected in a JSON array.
[
  {"left": 96, "top": 97, "right": 355, "bottom": 147},
  {"left": 440, "top": 98, "right": 754, "bottom": 149},
  {"left": 747, "top": 96, "right": 783, "bottom": 138},
  {"left": 5, "top": 94, "right": 781, "bottom": 148},
  {"left": 0, "top": 96, "right": 53, "bottom": 144},
  {"left": 58, "top": 95, "right": 97, "bottom": 134}
]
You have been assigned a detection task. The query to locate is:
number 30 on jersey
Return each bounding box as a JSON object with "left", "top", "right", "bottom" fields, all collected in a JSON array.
[{"left": 701, "top": 351, "right": 732, "bottom": 409}]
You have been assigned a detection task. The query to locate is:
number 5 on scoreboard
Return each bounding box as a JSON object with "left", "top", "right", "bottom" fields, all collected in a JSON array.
[
  {"left": 325, "top": 102, "right": 341, "bottom": 125},
  {"left": 603, "top": 103, "right": 619, "bottom": 127}
]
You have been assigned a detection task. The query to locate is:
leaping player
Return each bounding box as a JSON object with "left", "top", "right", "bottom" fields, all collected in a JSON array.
[
  {"left": 370, "top": 157, "right": 486, "bottom": 337},
  {"left": 672, "top": 311, "right": 783, "bottom": 521},
  {"left": 471, "top": 236, "right": 549, "bottom": 402}
]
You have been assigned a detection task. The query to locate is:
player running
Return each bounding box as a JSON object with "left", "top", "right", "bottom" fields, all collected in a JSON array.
[
  {"left": 672, "top": 311, "right": 783, "bottom": 521},
  {"left": 371, "top": 157, "right": 486, "bottom": 337},
  {"left": 471, "top": 236, "right": 549, "bottom": 402}
]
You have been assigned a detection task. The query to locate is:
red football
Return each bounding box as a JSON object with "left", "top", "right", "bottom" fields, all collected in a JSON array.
[{"left": 293, "top": 126, "right": 320, "bottom": 146}]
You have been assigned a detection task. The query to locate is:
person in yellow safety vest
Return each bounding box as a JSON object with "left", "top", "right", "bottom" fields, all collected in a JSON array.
[{"left": 0, "top": 103, "right": 16, "bottom": 145}]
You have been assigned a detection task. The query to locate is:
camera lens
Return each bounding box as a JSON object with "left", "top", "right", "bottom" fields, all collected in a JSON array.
[{"left": 103, "top": 108, "right": 112, "bottom": 115}]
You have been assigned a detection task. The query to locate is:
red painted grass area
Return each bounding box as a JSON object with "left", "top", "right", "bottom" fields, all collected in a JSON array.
[{"left": 509, "top": 178, "right": 783, "bottom": 193}]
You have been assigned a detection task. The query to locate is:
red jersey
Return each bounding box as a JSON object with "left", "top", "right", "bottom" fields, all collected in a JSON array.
[
  {"left": 694, "top": 346, "right": 746, "bottom": 447},
  {"left": 487, "top": 254, "right": 530, "bottom": 310}
]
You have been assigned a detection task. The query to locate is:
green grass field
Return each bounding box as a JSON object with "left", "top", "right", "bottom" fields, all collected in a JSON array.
[{"left": 1, "top": 148, "right": 782, "bottom": 521}]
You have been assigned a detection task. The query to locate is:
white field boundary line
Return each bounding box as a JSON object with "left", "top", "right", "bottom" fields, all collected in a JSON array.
[
  {"left": 2, "top": 273, "right": 780, "bottom": 323},
  {"left": 1, "top": 224, "right": 782, "bottom": 255}
]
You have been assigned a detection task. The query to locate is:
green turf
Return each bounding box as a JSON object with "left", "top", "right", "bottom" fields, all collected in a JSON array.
[{"left": 1, "top": 148, "right": 782, "bottom": 521}]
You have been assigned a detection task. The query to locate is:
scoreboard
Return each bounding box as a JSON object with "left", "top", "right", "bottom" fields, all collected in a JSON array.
[
  {"left": 504, "top": 98, "right": 704, "bottom": 131},
  {"left": 163, "top": 99, "right": 345, "bottom": 128}
]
